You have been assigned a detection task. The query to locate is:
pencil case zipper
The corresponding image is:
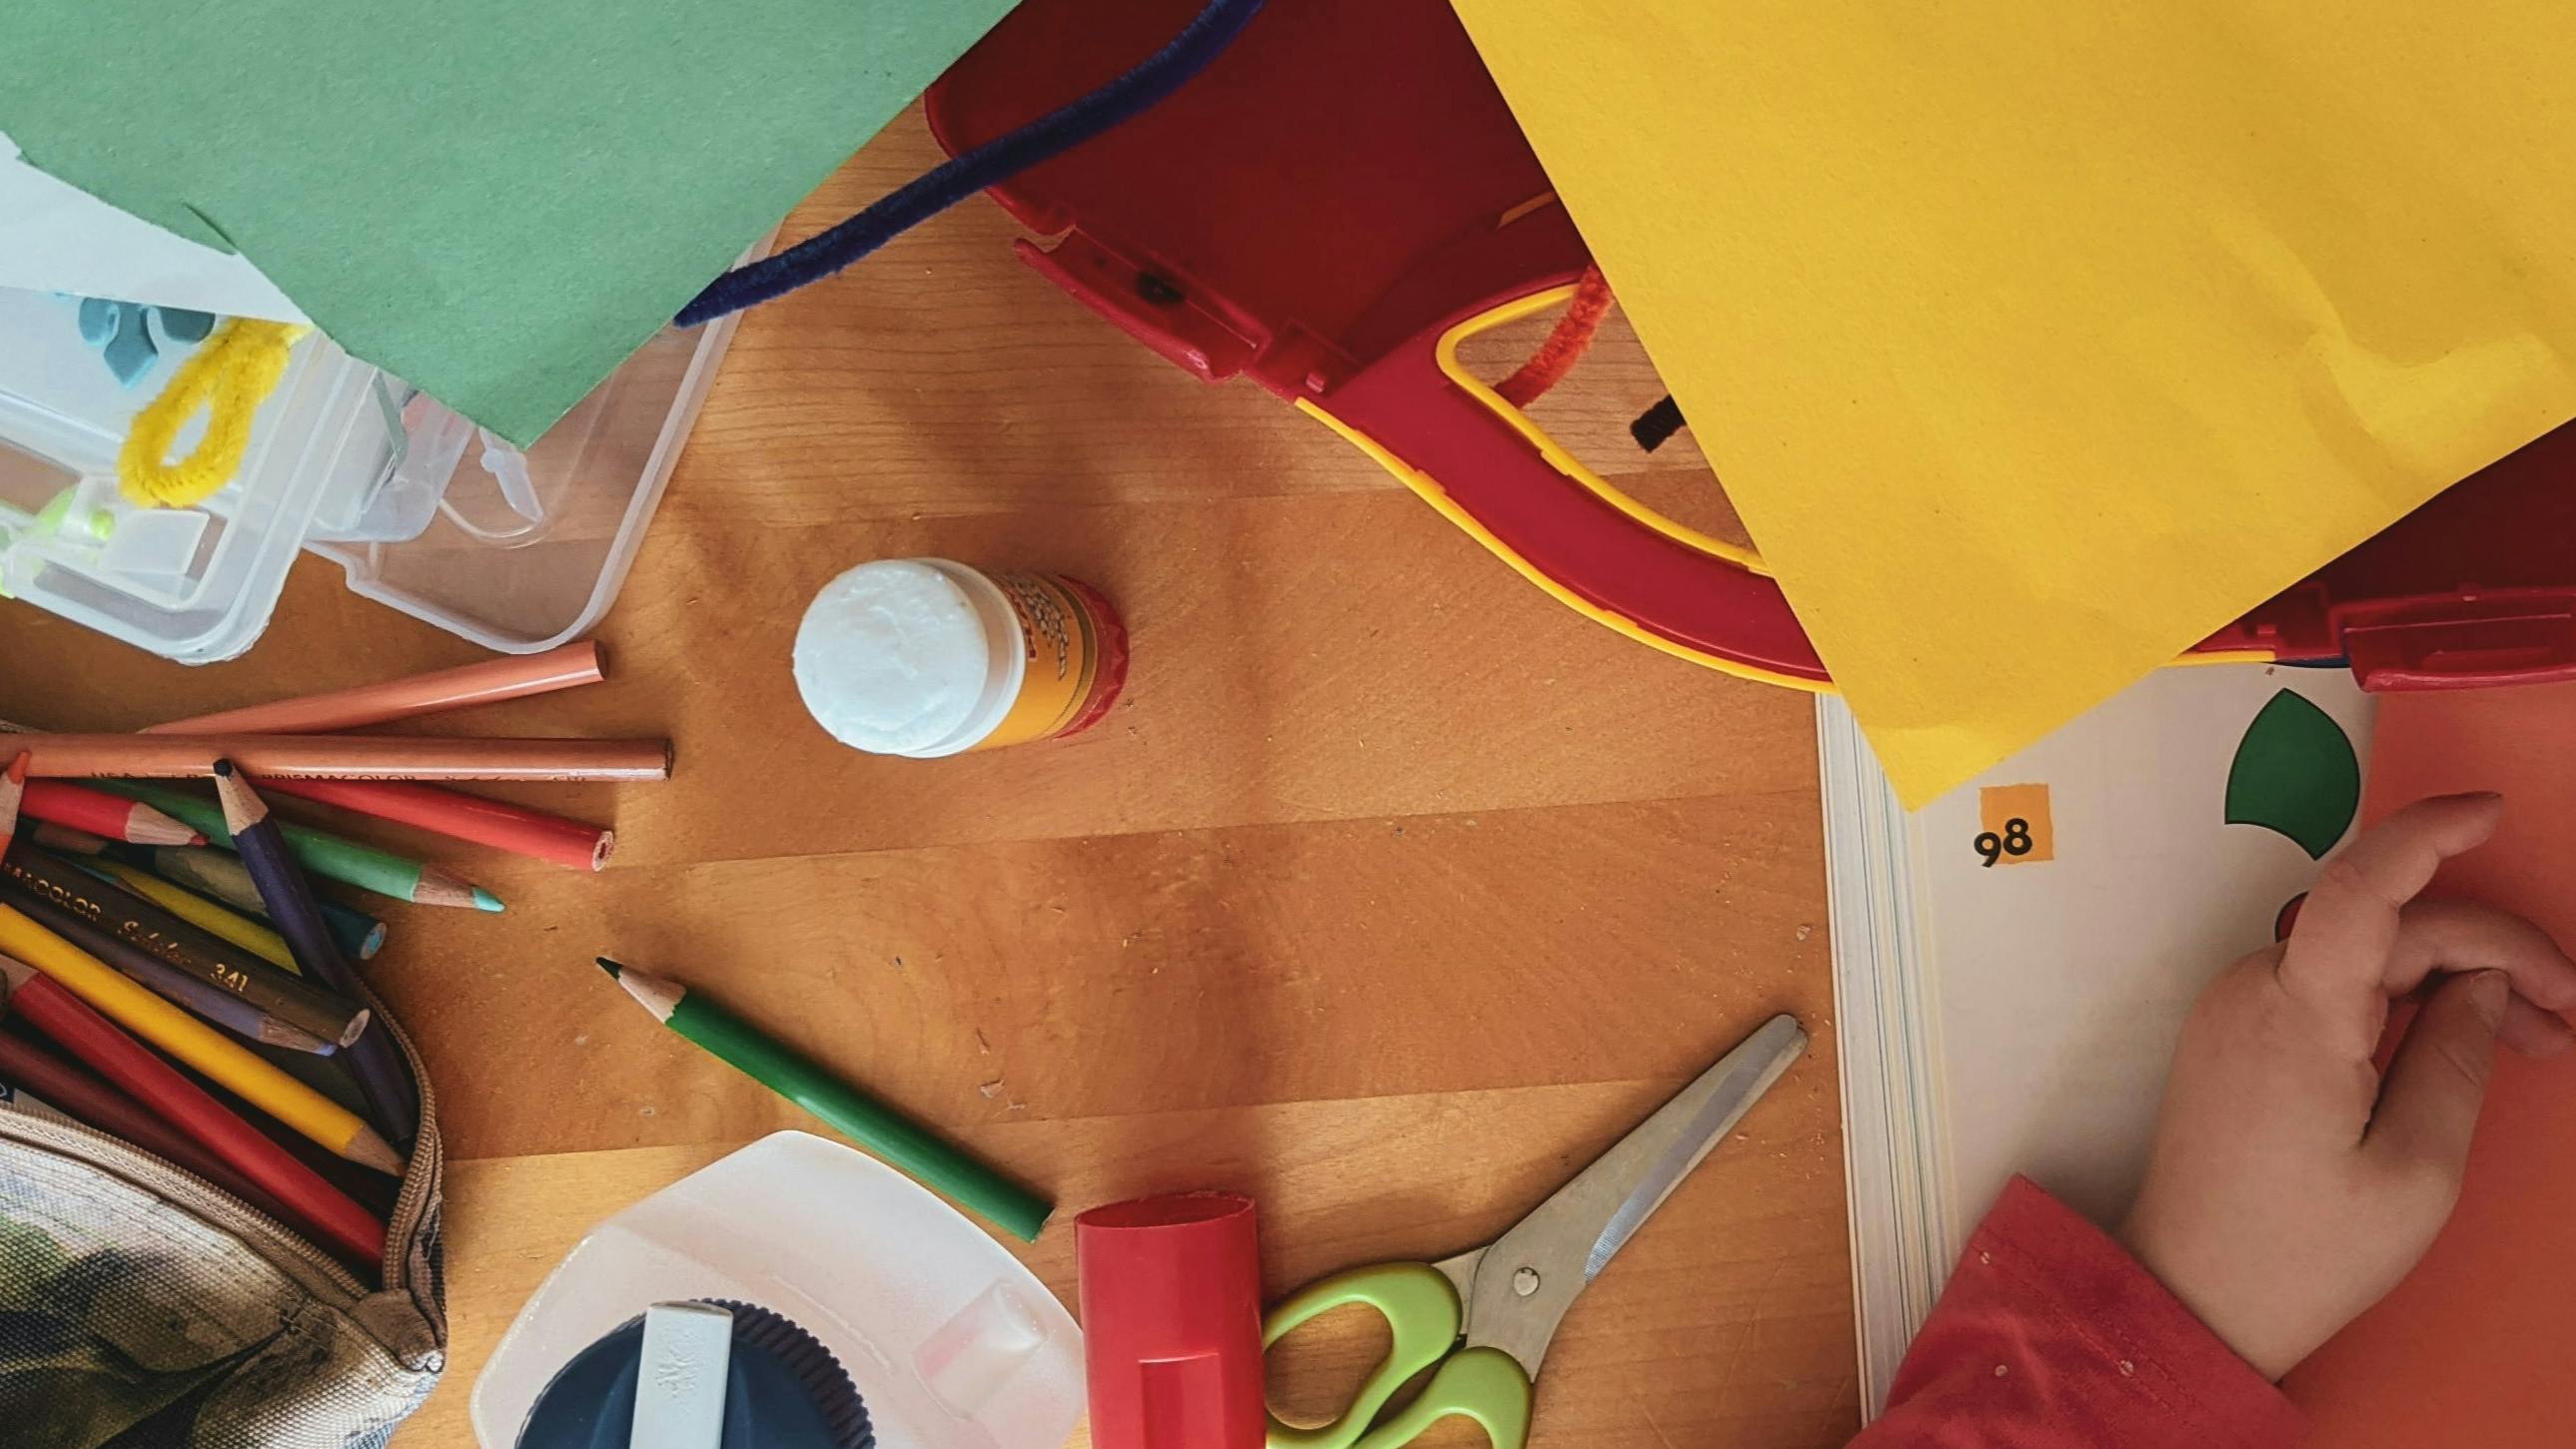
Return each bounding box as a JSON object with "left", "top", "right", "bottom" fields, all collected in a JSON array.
[{"left": 0, "top": 978, "right": 440, "bottom": 1325}]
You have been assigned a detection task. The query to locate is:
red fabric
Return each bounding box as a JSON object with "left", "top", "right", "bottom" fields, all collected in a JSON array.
[{"left": 1854, "top": 1177, "right": 2305, "bottom": 1449}]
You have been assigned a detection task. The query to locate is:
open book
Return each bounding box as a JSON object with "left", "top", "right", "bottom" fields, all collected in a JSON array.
[{"left": 1821, "top": 665, "right": 2374, "bottom": 1412}]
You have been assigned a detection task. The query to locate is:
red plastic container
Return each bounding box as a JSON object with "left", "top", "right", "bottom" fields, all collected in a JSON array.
[
  {"left": 927, "top": 0, "right": 2576, "bottom": 695},
  {"left": 1075, "top": 1192, "right": 1266, "bottom": 1449}
]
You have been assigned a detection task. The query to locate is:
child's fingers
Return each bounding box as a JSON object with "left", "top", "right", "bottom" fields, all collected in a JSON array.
[
  {"left": 2500, "top": 993, "right": 2576, "bottom": 1059},
  {"left": 2382, "top": 898, "right": 2576, "bottom": 1011},
  {"left": 2278, "top": 794, "right": 2503, "bottom": 1057},
  {"left": 2366, "top": 970, "right": 2509, "bottom": 1177}
]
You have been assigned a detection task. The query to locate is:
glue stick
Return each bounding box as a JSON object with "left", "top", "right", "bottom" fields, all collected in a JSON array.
[{"left": 792, "top": 558, "right": 1129, "bottom": 757}]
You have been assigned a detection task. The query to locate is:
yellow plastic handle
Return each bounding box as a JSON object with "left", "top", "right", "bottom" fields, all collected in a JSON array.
[{"left": 1265, "top": 1262, "right": 1462, "bottom": 1449}]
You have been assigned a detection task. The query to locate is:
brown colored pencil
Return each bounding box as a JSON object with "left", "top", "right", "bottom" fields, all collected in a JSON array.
[
  {"left": 26, "top": 822, "right": 112, "bottom": 857},
  {"left": 147, "top": 641, "right": 606, "bottom": 735},
  {"left": 13, "top": 733, "right": 670, "bottom": 782},
  {"left": 0, "top": 887, "right": 336, "bottom": 1055},
  {"left": 0, "top": 846, "right": 367, "bottom": 1049}
]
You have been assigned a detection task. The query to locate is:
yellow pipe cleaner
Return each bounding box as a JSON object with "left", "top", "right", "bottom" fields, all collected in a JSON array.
[{"left": 116, "top": 318, "right": 311, "bottom": 508}]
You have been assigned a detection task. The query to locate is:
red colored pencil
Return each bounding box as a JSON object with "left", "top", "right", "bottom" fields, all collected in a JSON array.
[
  {"left": 258, "top": 777, "right": 614, "bottom": 872},
  {"left": 0, "top": 955, "right": 387, "bottom": 1263},
  {"left": 21, "top": 780, "right": 202, "bottom": 846},
  {"left": 0, "top": 1026, "right": 298, "bottom": 1229}
]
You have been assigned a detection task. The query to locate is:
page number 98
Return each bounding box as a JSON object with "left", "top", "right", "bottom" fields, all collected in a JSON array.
[
  {"left": 1974, "top": 784, "right": 2054, "bottom": 868},
  {"left": 1974, "top": 819, "right": 2034, "bottom": 867}
]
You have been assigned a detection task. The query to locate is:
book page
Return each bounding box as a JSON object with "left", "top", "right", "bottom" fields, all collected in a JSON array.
[{"left": 1917, "top": 665, "right": 2373, "bottom": 1240}]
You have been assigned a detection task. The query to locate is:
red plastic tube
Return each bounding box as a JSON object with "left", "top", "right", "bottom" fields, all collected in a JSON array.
[{"left": 1076, "top": 1191, "right": 1266, "bottom": 1449}]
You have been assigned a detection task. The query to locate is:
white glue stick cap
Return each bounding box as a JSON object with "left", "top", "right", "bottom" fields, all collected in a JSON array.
[{"left": 792, "top": 558, "right": 1020, "bottom": 757}]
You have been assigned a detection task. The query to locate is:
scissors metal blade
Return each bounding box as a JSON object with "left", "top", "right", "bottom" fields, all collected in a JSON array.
[{"left": 1459, "top": 1014, "right": 1807, "bottom": 1377}]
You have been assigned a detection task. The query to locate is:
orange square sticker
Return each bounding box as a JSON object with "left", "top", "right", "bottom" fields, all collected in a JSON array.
[{"left": 1977, "top": 784, "right": 2054, "bottom": 867}]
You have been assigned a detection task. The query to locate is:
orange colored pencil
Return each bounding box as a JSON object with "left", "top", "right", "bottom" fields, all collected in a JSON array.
[
  {"left": 13, "top": 733, "right": 670, "bottom": 782},
  {"left": 147, "top": 641, "right": 606, "bottom": 735},
  {"left": 146, "top": 673, "right": 616, "bottom": 870},
  {"left": 21, "top": 780, "right": 201, "bottom": 845}
]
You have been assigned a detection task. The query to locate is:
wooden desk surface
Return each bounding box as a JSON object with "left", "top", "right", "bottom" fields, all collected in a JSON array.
[{"left": 5, "top": 115, "right": 1859, "bottom": 1448}]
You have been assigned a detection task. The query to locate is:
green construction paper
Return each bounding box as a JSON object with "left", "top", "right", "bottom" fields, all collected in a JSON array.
[{"left": 0, "top": 0, "right": 1021, "bottom": 445}]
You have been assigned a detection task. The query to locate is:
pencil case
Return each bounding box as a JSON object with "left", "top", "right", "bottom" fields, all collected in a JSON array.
[
  {"left": 927, "top": 0, "right": 2576, "bottom": 697},
  {"left": 0, "top": 982, "right": 443, "bottom": 1446}
]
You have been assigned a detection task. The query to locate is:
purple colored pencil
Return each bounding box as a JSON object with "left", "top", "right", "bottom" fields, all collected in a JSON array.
[{"left": 213, "top": 762, "right": 418, "bottom": 1144}]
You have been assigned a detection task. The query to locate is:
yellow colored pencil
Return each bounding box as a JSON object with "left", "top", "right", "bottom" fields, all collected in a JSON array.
[
  {"left": 87, "top": 860, "right": 300, "bottom": 975},
  {"left": 0, "top": 903, "right": 400, "bottom": 1172}
]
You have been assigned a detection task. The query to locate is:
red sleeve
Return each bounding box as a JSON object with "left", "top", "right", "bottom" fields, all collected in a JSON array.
[{"left": 1851, "top": 1176, "right": 2305, "bottom": 1449}]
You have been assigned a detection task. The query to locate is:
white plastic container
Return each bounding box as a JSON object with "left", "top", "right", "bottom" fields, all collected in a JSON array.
[
  {"left": 470, "top": 1131, "right": 1085, "bottom": 1449},
  {"left": 792, "top": 558, "right": 1131, "bottom": 758}
]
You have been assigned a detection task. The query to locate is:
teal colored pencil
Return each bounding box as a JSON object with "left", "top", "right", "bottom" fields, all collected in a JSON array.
[
  {"left": 598, "top": 958, "right": 1051, "bottom": 1241},
  {"left": 94, "top": 782, "right": 501, "bottom": 913}
]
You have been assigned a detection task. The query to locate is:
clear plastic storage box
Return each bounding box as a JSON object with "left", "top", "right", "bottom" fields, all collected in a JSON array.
[{"left": 0, "top": 262, "right": 756, "bottom": 662}]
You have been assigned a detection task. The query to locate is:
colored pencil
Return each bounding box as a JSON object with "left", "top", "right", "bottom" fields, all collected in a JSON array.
[
  {"left": 0, "top": 957, "right": 387, "bottom": 1262},
  {"left": 0, "top": 753, "right": 23, "bottom": 857},
  {"left": 136, "top": 844, "right": 389, "bottom": 958},
  {"left": 256, "top": 1039, "right": 374, "bottom": 1118},
  {"left": 147, "top": 641, "right": 606, "bottom": 735},
  {"left": 21, "top": 781, "right": 200, "bottom": 845},
  {"left": 26, "top": 821, "right": 114, "bottom": 856},
  {"left": 84, "top": 859, "right": 296, "bottom": 971},
  {"left": 256, "top": 777, "right": 615, "bottom": 872},
  {"left": 96, "top": 785, "right": 500, "bottom": 913},
  {"left": 99, "top": 644, "right": 617, "bottom": 871},
  {"left": 598, "top": 957, "right": 1051, "bottom": 1241},
  {"left": 0, "top": 1025, "right": 294, "bottom": 1223},
  {"left": 0, "top": 884, "right": 336, "bottom": 1055},
  {"left": 215, "top": 763, "right": 417, "bottom": 1145},
  {"left": 0, "top": 904, "right": 401, "bottom": 1172},
  {"left": 12, "top": 732, "right": 670, "bottom": 783},
  {"left": 1, "top": 846, "right": 368, "bottom": 1047}
]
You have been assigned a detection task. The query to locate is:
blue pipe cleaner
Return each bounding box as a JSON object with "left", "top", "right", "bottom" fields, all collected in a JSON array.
[{"left": 676, "top": 0, "right": 1265, "bottom": 328}]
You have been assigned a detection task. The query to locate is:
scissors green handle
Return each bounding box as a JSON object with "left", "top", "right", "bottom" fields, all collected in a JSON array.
[{"left": 1263, "top": 1262, "right": 1536, "bottom": 1449}]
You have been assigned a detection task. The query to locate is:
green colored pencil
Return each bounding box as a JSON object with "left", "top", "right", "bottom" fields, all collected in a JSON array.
[
  {"left": 597, "top": 958, "right": 1051, "bottom": 1242},
  {"left": 93, "top": 783, "right": 501, "bottom": 913}
]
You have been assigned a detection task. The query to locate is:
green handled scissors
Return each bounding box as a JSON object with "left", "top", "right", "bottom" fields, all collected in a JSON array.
[{"left": 1263, "top": 1014, "right": 1808, "bottom": 1449}]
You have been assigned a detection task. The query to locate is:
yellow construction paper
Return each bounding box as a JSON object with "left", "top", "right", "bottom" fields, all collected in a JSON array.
[{"left": 1449, "top": 1, "right": 2576, "bottom": 805}]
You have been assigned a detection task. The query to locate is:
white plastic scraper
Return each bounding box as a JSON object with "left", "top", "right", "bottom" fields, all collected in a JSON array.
[{"left": 630, "top": 1300, "right": 734, "bottom": 1449}]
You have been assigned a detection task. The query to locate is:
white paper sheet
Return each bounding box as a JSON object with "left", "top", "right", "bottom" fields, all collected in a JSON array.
[
  {"left": 0, "top": 130, "right": 306, "bottom": 323},
  {"left": 1918, "top": 666, "right": 2375, "bottom": 1233}
]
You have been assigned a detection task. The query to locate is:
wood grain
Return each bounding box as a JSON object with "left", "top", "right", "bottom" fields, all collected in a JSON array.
[{"left": 0, "top": 108, "right": 1858, "bottom": 1446}]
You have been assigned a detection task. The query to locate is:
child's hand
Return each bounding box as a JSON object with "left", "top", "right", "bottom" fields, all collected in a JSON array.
[{"left": 2120, "top": 793, "right": 2576, "bottom": 1380}]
